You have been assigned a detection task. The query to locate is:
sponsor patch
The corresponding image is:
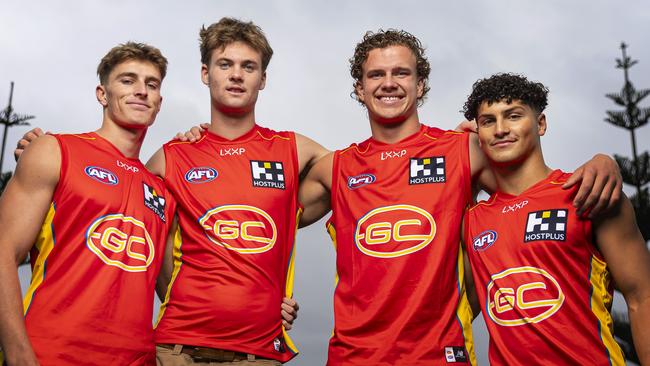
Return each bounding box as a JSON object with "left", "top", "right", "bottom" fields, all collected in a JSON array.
[
  {"left": 487, "top": 266, "right": 564, "bottom": 326},
  {"left": 86, "top": 214, "right": 154, "bottom": 272},
  {"left": 143, "top": 183, "right": 166, "bottom": 222},
  {"left": 347, "top": 173, "right": 376, "bottom": 189},
  {"left": 524, "top": 209, "right": 567, "bottom": 242},
  {"left": 380, "top": 149, "right": 407, "bottom": 160},
  {"left": 85, "top": 166, "right": 118, "bottom": 185},
  {"left": 185, "top": 167, "right": 218, "bottom": 183},
  {"left": 502, "top": 200, "right": 528, "bottom": 213},
  {"left": 220, "top": 147, "right": 246, "bottom": 156},
  {"left": 409, "top": 156, "right": 446, "bottom": 185},
  {"left": 272, "top": 337, "right": 286, "bottom": 353},
  {"left": 250, "top": 160, "right": 285, "bottom": 189},
  {"left": 116, "top": 160, "right": 139, "bottom": 173},
  {"left": 444, "top": 346, "right": 468, "bottom": 363},
  {"left": 472, "top": 230, "right": 497, "bottom": 251}
]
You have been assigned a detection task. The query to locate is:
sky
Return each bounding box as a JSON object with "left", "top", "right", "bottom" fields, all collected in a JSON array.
[{"left": 3, "top": 1, "right": 649, "bottom": 364}]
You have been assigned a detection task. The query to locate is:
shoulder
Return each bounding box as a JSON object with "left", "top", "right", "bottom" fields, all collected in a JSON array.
[{"left": 14, "top": 134, "right": 61, "bottom": 185}]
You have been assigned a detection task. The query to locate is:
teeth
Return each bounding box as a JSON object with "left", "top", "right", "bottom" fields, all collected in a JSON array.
[{"left": 380, "top": 96, "right": 400, "bottom": 101}]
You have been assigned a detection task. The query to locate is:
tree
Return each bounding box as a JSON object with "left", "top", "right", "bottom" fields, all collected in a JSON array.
[
  {"left": 0, "top": 82, "right": 34, "bottom": 267},
  {"left": 605, "top": 42, "right": 650, "bottom": 241},
  {"left": 606, "top": 42, "right": 649, "bottom": 366}
]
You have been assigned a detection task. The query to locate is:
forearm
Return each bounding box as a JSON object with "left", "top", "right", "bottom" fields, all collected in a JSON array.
[
  {"left": 0, "top": 257, "right": 37, "bottom": 364},
  {"left": 628, "top": 295, "right": 650, "bottom": 365}
]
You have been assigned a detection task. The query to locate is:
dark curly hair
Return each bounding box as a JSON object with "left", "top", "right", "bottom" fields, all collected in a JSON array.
[
  {"left": 350, "top": 29, "right": 431, "bottom": 106},
  {"left": 462, "top": 73, "right": 549, "bottom": 121}
]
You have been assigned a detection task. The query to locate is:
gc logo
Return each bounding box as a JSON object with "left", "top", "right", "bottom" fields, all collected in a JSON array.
[
  {"left": 487, "top": 266, "right": 564, "bottom": 326},
  {"left": 86, "top": 214, "right": 155, "bottom": 272},
  {"left": 355, "top": 204, "right": 436, "bottom": 258},
  {"left": 199, "top": 205, "right": 276, "bottom": 254}
]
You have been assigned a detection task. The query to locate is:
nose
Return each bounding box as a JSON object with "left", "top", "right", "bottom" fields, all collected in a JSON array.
[
  {"left": 494, "top": 118, "right": 510, "bottom": 137},
  {"left": 229, "top": 65, "right": 244, "bottom": 82},
  {"left": 381, "top": 74, "right": 398, "bottom": 90},
  {"left": 134, "top": 80, "right": 148, "bottom": 97}
]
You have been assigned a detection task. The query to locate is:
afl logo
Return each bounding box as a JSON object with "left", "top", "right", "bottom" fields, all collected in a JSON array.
[
  {"left": 185, "top": 167, "right": 218, "bottom": 183},
  {"left": 355, "top": 204, "right": 436, "bottom": 258},
  {"left": 199, "top": 205, "right": 276, "bottom": 254},
  {"left": 85, "top": 166, "right": 118, "bottom": 185},
  {"left": 473, "top": 230, "right": 498, "bottom": 251},
  {"left": 347, "top": 174, "right": 376, "bottom": 189},
  {"left": 86, "top": 214, "right": 155, "bottom": 272},
  {"left": 487, "top": 266, "right": 565, "bottom": 327}
]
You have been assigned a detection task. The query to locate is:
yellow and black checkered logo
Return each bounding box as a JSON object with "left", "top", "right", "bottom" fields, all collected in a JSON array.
[
  {"left": 409, "top": 156, "right": 445, "bottom": 185},
  {"left": 524, "top": 209, "right": 567, "bottom": 242},
  {"left": 250, "top": 160, "right": 285, "bottom": 190}
]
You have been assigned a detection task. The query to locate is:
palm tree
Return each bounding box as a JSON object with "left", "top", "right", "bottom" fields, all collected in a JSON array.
[{"left": 0, "top": 82, "right": 34, "bottom": 172}]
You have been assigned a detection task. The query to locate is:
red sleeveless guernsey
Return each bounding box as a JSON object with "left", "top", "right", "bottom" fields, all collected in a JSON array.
[
  {"left": 464, "top": 169, "right": 625, "bottom": 365},
  {"left": 327, "top": 125, "right": 476, "bottom": 366},
  {"left": 23, "top": 132, "right": 175, "bottom": 366},
  {"left": 154, "top": 125, "right": 299, "bottom": 362}
]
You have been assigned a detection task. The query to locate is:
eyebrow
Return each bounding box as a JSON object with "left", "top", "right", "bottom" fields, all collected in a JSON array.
[
  {"left": 114, "top": 72, "right": 160, "bottom": 84},
  {"left": 215, "top": 57, "right": 259, "bottom": 66}
]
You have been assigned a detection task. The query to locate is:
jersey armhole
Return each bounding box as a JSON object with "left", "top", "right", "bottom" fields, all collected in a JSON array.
[
  {"left": 326, "top": 151, "right": 341, "bottom": 229},
  {"left": 460, "top": 132, "right": 473, "bottom": 206},
  {"left": 50, "top": 134, "right": 67, "bottom": 201}
]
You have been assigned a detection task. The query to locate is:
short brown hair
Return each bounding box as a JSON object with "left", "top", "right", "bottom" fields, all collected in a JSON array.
[
  {"left": 97, "top": 42, "right": 168, "bottom": 85},
  {"left": 199, "top": 17, "right": 273, "bottom": 70},
  {"left": 350, "top": 29, "right": 431, "bottom": 106}
]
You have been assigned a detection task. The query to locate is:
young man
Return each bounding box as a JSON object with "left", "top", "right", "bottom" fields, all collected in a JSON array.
[
  {"left": 462, "top": 73, "right": 650, "bottom": 365},
  {"left": 144, "top": 18, "right": 327, "bottom": 365},
  {"left": 0, "top": 43, "right": 176, "bottom": 365},
  {"left": 298, "top": 30, "right": 622, "bottom": 365}
]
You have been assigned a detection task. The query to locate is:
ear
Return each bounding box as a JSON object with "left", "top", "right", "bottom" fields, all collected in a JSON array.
[
  {"left": 96, "top": 85, "right": 108, "bottom": 107},
  {"left": 259, "top": 71, "right": 266, "bottom": 90},
  {"left": 537, "top": 113, "right": 547, "bottom": 136},
  {"left": 201, "top": 64, "right": 209, "bottom": 86},
  {"left": 416, "top": 78, "right": 424, "bottom": 99},
  {"left": 355, "top": 81, "right": 365, "bottom": 104}
]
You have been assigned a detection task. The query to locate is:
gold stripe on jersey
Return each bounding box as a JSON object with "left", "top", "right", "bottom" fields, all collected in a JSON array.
[
  {"left": 71, "top": 134, "right": 96, "bottom": 140},
  {"left": 280, "top": 208, "right": 302, "bottom": 355},
  {"left": 23, "top": 203, "right": 57, "bottom": 314},
  {"left": 326, "top": 222, "right": 339, "bottom": 339},
  {"left": 167, "top": 134, "right": 207, "bottom": 147},
  {"left": 455, "top": 244, "right": 477, "bottom": 366},
  {"left": 256, "top": 131, "right": 290, "bottom": 141},
  {"left": 589, "top": 255, "right": 625, "bottom": 365},
  {"left": 155, "top": 222, "right": 184, "bottom": 327}
]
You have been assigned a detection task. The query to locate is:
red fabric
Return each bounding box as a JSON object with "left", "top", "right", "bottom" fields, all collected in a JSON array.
[
  {"left": 155, "top": 125, "right": 299, "bottom": 362},
  {"left": 327, "top": 125, "right": 474, "bottom": 365},
  {"left": 25, "top": 132, "right": 175, "bottom": 365},
  {"left": 464, "top": 169, "right": 624, "bottom": 365}
]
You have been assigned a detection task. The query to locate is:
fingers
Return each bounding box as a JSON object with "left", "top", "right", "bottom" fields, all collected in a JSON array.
[
  {"left": 454, "top": 120, "right": 477, "bottom": 133},
  {"left": 562, "top": 166, "right": 581, "bottom": 189},
  {"left": 14, "top": 128, "right": 46, "bottom": 162},
  {"left": 281, "top": 297, "right": 299, "bottom": 329},
  {"left": 189, "top": 127, "right": 203, "bottom": 140},
  {"left": 174, "top": 132, "right": 189, "bottom": 141},
  {"left": 200, "top": 123, "right": 210, "bottom": 130},
  {"left": 574, "top": 166, "right": 601, "bottom": 216}
]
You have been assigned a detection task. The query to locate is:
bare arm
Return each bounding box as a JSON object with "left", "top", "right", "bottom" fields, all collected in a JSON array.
[
  {"left": 155, "top": 215, "right": 177, "bottom": 301},
  {"left": 563, "top": 154, "right": 622, "bottom": 217},
  {"left": 294, "top": 133, "right": 330, "bottom": 178},
  {"left": 146, "top": 147, "right": 166, "bottom": 179},
  {"left": 298, "top": 152, "right": 333, "bottom": 228},
  {"left": 468, "top": 132, "right": 496, "bottom": 197},
  {"left": 594, "top": 196, "right": 650, "bottom": 365},
  {"left": 0, "top": 135, "right": 61, "bottom": 366}
]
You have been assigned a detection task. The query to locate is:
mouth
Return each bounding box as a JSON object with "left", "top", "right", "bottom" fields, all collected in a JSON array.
[
  {"left": 375, "top": 95, "right": 404, "bottom": 105},
  {"left": 127, "top": 101, "right": 150, "bottom": 111},
  {"left": 491, "top": 139, "right": 516, "bottom": 148},
  {"left": 226, "top": 86, "right": 246, "bottom": 94}
]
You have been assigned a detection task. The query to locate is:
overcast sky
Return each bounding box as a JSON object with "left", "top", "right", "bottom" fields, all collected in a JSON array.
[{"left": 3, "top": 1, "right": 649, "bottom": 364}]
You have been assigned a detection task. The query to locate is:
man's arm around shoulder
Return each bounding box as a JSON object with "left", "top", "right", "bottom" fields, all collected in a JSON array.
[
  {"left": 298, "top": 152, "right": 333, "bottom": 228},
  {"left": 0, "top": 135, "right": 60, "bottom": 366},
  {"left": 594, "top": 196, "right": 650, "bottom": 365}
]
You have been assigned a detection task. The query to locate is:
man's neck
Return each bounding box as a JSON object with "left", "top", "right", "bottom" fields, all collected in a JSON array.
[
  {"left": 492, "top": 154, "right": 553, "bottom": 196},
  {"left": 95, "top": 120, "right": 145, "bottom": 159},
  {"left": 369, "top": 113, "right": 421, "bottom": 144},
  {"left": 209, "top": 108, "right": 257, "bottom": 140}
]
